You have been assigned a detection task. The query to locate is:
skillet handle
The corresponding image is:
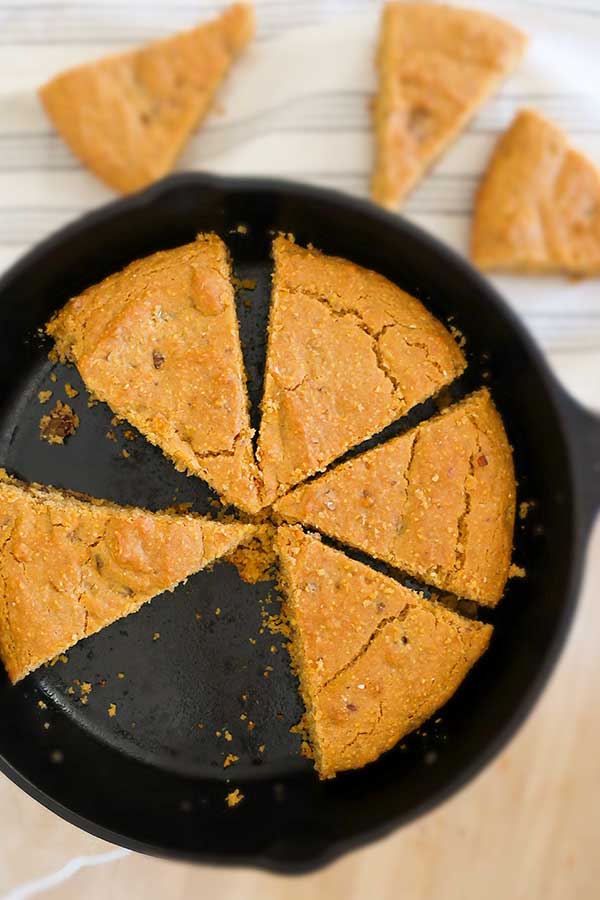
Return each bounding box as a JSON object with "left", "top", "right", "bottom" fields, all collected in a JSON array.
[{"left": 558, "top": 388, "right": 600, "bottom": 532}]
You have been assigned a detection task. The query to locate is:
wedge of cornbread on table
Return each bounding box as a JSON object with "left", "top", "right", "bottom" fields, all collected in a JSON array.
[
  {"left": 39, "top": 3, "right": 255, "bottom": 194},
  {"left": 0, "top": 470, "right": 254, "bottom": 683},
  {"left": 275, "top": 525, "right": 492, "bottom": 779},
  {"left": 47, "top": 234, "right": 263, "bottom": 514},
  {"left": 276, "top": 389, "right": 515, "bottom": 605},
  {"left": 472, "top": 108, "right": 600, "bottom": 276},
  {"left": 372, "top": 2, "right": 527, "bottom": 209},
  {"left": 257, "top": 236, "right": 466, "bottom": 505}
]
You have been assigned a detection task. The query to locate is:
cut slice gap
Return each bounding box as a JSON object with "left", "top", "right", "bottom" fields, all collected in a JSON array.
[
  {"left": 372, "top": 2, "right": 527, "bottom": 208},
  {"left": 257, "top": 236, "right": 466, "bottom": 505},
  {"left": 39, "top": 4, "right": 255, "bottom": 194},
  {"left": 0, "top": 469, "right": 255, "bottom": 684},
  {"left": 472, "top": 108, "right": 600, "bottom": 276},
  {"left": 47, "top": 233, "right": 263, "bottom": 514},
  {"left": 274, "top": 371, "right": 479, "bottom": 500},
  {"left": 275, "top": 525, "right": 492, "bottom": 779},
  {"left": 295, "top": 528, "right": 496, "bottom": 625},
  {"left": 275, "top": 388, "right": 516, "bottom": 605}
]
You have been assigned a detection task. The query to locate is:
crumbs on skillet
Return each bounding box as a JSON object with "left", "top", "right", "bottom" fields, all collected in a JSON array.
[
  {"left": 226, "top": 788, "right": 244, "bottom": 808},
  {"left": 40, "top": 400, "right": 79, "bottom": 444}
]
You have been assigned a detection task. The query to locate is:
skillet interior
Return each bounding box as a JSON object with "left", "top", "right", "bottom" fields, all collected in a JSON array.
[{"left": 0, "top": 176, "right": 580, "bottom": 870}]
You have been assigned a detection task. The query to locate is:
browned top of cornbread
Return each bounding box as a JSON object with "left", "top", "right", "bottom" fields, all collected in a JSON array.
[
  {"left": 0, "top": 470, "right": 254, "bottom": 684},
  {"left": 39, "top": 4, "right": 254, "bottom": 194},
  {"left": 276, "top": 389, "right": 515, "bottom": 605},
  {"left": 372, "top": 3, "right": 526, "bottom": 209},
  {"left": 275, "top": 525, "right": 491, "bottom": 779},
  {"left": 47, "top": 233, "right": 262, "bottom": 514},
  {"left": 257, "top": 236, "right": 465, "bottom": 504},
  {"left": 472, "top": 109, "right": 600, "bottom": 276}
]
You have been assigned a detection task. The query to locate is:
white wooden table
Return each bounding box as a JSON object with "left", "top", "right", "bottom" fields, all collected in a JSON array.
[{"left": 0, "top": 1, "right": 599, "bottom": 897}]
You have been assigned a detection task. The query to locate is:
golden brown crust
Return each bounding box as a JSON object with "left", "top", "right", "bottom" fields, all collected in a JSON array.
[
  {"left": 0, "top": 470, "right": 254, "bottom": 683},
  {"left": 472, "top": 109, "right": 600, "bottom": 275},
  {"left": 275, "top": 389, "right": 515, "bottom": 605},
  {"left": 275, "top": 525, "right": 491, "bottom": 778},
  {"left": 47, "top": 233, "right": 262, "bottom": 514},
  {"left": 257, "top": 236, "right": 465, "bottom": 504},
  {"left": 372, "top": 3, "right": 527, "bottom": 209},
  {"left": 39, "top": 4, "right": 255, "bottom": 194}
]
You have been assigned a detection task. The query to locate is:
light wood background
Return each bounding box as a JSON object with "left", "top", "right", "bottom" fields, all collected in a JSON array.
[{"left": 1, "top": 1, "right": 599, "bottom": 898}]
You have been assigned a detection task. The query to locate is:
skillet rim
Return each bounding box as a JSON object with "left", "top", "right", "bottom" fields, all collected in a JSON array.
[{"left": 0, "top": 172, "right": 586, "bottom": 872}]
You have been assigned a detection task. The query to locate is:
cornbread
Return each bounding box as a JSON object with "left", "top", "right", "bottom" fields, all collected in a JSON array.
[
  {"left": 0, "top": 470, "right": 254, "bottom": 684},
  {"left": 39, "top": 4, "right": 255, "bottom": 194},
  {"left": 47, "top": 234, "right": 263, "bottom": 513},
  {"left": 372, "top": 3, "right": 527, "bottom": 209},
  {"left": 276, "top": 389, "right": 515, "bottom": 605},
  {"left": 275, "top": 525, "right": 492, "bottom": 778},
  {"left": 257, "top": 236, "right": 465, "bottom": 504},
  {"left": 472, "top": 109, "right": 600, "bottom": 275}
]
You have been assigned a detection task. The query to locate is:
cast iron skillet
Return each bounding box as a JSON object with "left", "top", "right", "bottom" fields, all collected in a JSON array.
[{"left": 0, "top": 174, "right": 598, "bottom": 872}]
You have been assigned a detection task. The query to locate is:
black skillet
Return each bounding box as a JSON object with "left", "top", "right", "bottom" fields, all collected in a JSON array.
[{"left": 0, "top": 174, "right": 598, "bottom": 872}]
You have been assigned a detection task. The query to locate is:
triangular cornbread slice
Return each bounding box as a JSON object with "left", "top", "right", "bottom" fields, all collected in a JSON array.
[
  {"left": 472, "top": 109, "right": 600, "bottom": 275},
  {"left": 39, "top": 3, "right": 254, "bottom": 194},
  {"left": 372, "top": 3, "right": 527, "bottom": 208},
  {"left": 276, "top": 389, "right": 515, "bottom": 605},
  {"left": 257, "top": 236, "right": 466, "bottom": 505},
  {"left": 0, "top": 471, "right": 254, "bottom": 684},
  {"left": 276, "top": 526, "right": 491, "bottom": 779},
  {"left": 47, "top": 234, "right": 263, "bottom": 514}
]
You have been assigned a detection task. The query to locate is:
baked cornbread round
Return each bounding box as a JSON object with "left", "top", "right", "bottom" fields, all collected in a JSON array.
[{"left": 14, "top": 232, "right": 517, "bottom": 782}]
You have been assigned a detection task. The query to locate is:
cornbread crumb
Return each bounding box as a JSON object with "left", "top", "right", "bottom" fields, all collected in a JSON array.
[
  {"left": 226, "top": 788, "right": 244, "bottom": 808},
  {"left": 108, "top": 703, "right": 117, "bottom": 717},
  {"left": 117, "top": 672, "right": 125, "bottom": 679},
  {"left": 38, "top": 390, "right": 53, "bottom": 404},
  {"left": 64, "top": 382, "right": 79, "bottom": 398},
  {"left": 38, "top": 700, "right": 47, "bottom": 710},
  {"left": 50, "top": 372, "right": 57, "bottom": 383},
  {"left": 40, "top": 401, "right": 79, "bottom": 444},
  {"left": 224, "top": 729, "right": 233, "bottom": 742},
  {"left": 153, "top": 632, "right": 160, "bottom": 641},
  {"left": 227, "top": 523, "right": 277, "bottom": 584},
  {"left": 223, "top": 753, "right": 239, "bottom": 768}
]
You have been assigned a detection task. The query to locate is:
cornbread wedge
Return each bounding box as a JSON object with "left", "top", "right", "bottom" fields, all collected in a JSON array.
[
  {"left": 0, "top": 470, "right": 254, "bottom": 683},
  {"left": 257, "top": 236, "right": 465, "bottom": 504},
  {"left": 47, "top": 234, "right": 263, "bottom": 514},
  {"left": 472, "top": 109, "right": 600, "bottom": 275},
  {"left": 276, "top": 526, "right": 491, "bottom": 778},
  {"left": 276, "top": 389, "right": 515, "bottom": 605},
  {"left": 372, "top": 3, "right": 527, "bottom": 208},
  {"left": 39, "top": 3, "right": 255, "bottom": 194}
]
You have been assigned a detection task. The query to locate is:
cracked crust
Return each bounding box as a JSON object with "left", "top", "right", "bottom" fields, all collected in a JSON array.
[
  {"left": 275, "top": 525, "right": 491, "bottom": 778},
  {"left": 275, "top": 389, "right": 515, "bottom": 604},
  {"left": 39, "top": 4, "right": 255, "bottom": 194},
  {"left": 372, "top": 3, "right": 527, "bottom": 209},
  {"left": 257, "top": 236, "right": 465, "bottom": 504},
  {"left": 47, "top": 233, "right": 263, "bottom": 514},
  {"left": 0, "top": 470, "right": 254, "bottom": 683},
  {"left": 472, "top": 109, "right": 600, "bottom": 276}
]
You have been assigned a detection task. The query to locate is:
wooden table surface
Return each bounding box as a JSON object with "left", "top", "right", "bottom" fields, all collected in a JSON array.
[{"left": 1, "top": 1, "right": 599, "bottom": 898}]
